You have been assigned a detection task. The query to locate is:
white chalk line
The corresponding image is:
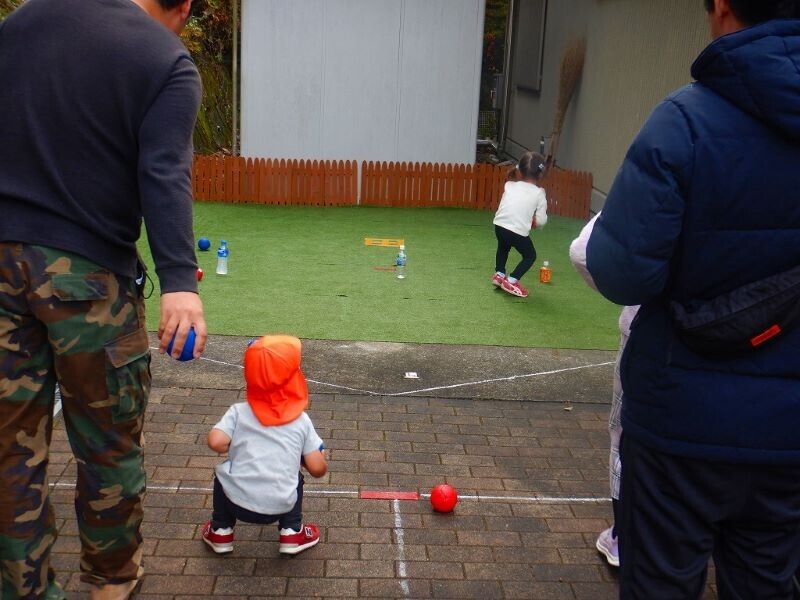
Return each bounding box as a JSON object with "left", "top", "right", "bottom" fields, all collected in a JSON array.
[
  {"left": 388, "top": 362, "right": 615, "bottom": 396},
  {"left": 153, "top": 347, "right": 614, "bottom": 397},
  {"left": 150, "top": 347, "right": 243, "bottom": 369},
  {"left": 306, "top": 379, "right": 383, "bottom": 396},
  {"left": 393, "top": 499, "right": 411, "bottom": 597},
  {"left": 50, "top": 481, "right": 609, "bottom": 504},
  {"left": 53, "top": 350, "right": 613, "bottom": 419},
  {"left": 419, "top": 493, "right": 611, "bottom": 504},
  {"left": 192, "top": 355, "right": 244, "bottom": 368},
  {"left": 49, "top": 481, "right": 358, "bottom": 495}
]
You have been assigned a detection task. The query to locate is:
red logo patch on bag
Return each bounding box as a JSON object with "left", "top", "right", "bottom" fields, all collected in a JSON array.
[{"left": 750, "top": 324, "right": 782, "bottom": 347}]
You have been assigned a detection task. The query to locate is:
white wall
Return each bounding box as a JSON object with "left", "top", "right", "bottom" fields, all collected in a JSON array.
[{"left": 241, "top": 0, "right": 485, "bottom": 164}]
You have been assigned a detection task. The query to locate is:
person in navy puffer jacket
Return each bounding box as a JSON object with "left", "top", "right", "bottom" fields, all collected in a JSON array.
[{"left": 586, "top": 1, "right": 800, "bottom": 598}]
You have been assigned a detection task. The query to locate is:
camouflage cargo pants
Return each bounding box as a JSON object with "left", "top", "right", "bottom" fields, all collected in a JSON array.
[{"left": 0, "top": 243, "right": 150, "bottom": 598}]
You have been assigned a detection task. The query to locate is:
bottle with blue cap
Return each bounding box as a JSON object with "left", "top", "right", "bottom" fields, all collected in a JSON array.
[
  {"left": 216, "top": 240, "right": 229, "bottom": 275},
  {"left": 395, "top": 244, "right": 407, "bottom": 279}
]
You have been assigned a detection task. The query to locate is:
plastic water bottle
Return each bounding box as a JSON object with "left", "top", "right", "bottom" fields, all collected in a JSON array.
[
  {"left": 216, "top": 240, "right": 229, "bottom": 275},
  {"left": 396, "top": 245, "right": 407, "bottom": 279},
  {"left": 539, "top": 260, "right": 551, "bottom": 284}
]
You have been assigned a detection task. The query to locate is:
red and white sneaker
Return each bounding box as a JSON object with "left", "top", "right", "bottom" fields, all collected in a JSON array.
[
  {"left": 501, "top": 278, "right": 528, "bottom": 298},
  {"left": 201, "top": 520, "right": 234, "bottom": 554},
  {"left": 279, "top": 524, "right": 320, "bottom": 555},
  {"left": 491, "top": 273, "right": 505, "bottom": 287}
]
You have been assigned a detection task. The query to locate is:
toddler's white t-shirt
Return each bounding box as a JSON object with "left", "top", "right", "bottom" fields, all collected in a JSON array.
[{"left": 213, "top": 404, "right": 323, "bottom": 514}]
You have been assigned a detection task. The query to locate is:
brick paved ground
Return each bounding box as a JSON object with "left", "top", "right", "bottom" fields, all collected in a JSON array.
[{"left": 48, "top": 388, "right": 718, "bottom": 599}]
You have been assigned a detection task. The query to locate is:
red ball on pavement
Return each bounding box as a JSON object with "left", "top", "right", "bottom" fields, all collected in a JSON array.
[
  {"left": 430, "top": 484, "right": 458, "bottom": 513},
  {"left": 197, "top": 267, "right": 204, "bottom": 281}
]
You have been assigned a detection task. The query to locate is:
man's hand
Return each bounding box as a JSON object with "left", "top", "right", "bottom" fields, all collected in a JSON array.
[{"left": 158, "top": 291, "right": 207, "bottom": 359}]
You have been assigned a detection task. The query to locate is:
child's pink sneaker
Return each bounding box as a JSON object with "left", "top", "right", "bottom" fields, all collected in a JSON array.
[
  {"left": 491, "top": 273, "right": 505, "bottom": 287},
  {"left": 201, "top": 520, "right": 234, "bottom": 554},
  {"left": 501, "top": 278, "right": 528, "bottom": 298},
  {"left": 279, "top": 524, "right": 320, "bottom": 555}
]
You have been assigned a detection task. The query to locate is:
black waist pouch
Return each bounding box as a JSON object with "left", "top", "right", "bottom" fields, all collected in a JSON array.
[{"left": 668, "top": 265, "right": 800, "bottom": 359}]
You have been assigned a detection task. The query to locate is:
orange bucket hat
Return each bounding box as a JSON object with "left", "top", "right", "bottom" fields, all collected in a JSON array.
[{"left": 244, "top": 335, "right": 308, "bottom": 426}]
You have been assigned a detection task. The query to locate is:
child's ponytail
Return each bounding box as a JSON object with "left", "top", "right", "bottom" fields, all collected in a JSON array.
[{"left": 517, "top": 151, "right": 547, "bottom": 182}]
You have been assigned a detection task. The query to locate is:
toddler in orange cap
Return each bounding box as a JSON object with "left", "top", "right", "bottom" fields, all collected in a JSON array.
[{"left": 201, "top": 335, "right": 327, "bottom": 555}]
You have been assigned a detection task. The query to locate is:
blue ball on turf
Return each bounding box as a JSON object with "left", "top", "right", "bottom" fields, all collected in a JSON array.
[
  {"left": 167, "top": 328, "right": 196, "bottom": 362},
  {"left": 198, "top": 237, "right": 211, "bottom": 251}
]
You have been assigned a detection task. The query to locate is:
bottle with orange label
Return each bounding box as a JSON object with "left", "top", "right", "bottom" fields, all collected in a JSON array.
[{"left": 539, "top": 260, "right": 552, "bottom": 284}]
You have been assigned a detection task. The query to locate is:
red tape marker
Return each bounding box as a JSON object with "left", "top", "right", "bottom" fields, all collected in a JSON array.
[{"left": 360, "top": 490, "right": 420, "bottom": 501}]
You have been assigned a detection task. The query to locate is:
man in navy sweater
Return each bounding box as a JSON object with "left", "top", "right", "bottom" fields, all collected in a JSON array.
[
  {"left": 587, "top": 0, "right": 800, "bottom": 598},
  {"left": 0, "top": 0, "right": 206, "bottom": 598}
]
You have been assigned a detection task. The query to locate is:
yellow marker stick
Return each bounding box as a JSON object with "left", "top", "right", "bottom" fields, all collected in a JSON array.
[{"left": 364, "top": 238, "right": 404, "bottom": 247}]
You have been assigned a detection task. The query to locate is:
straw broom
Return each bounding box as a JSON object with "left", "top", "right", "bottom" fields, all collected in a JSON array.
[{"left": 547, "top": 36, "right": 587, "bottom": 167}]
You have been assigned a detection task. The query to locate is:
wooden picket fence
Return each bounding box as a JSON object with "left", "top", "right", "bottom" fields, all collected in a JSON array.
[
  {"left": 360, "top": 161, "right": 507, "bottom": 210},
  {"left": 192, "top": 155, "right": 593, "bottom": 218},
  {"left": 361, "top": 161, "right": 592, "bottom": 216},
  {"left": 193, "top": 156, "right": 358, "bottom": 206},
  {"left": 539, "top": 167, "right": 593, "bottom": 219}
]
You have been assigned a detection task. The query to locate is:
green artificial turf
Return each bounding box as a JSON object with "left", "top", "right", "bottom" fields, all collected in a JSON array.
[{"left": 138, "top": 203, "right": 621, "bottom": 349}]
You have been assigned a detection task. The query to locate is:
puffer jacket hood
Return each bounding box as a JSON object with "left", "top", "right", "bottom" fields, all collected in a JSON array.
[{"left": 692, "top": 19, "right": 800, "bottom": 140}]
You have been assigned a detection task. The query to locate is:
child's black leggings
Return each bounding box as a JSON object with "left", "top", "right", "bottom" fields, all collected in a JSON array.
[{"left": 495, "top": 225, "right": 537, "bottom": 280}]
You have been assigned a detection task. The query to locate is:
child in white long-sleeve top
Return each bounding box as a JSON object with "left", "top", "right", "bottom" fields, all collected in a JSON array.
[
  {"left": 201, "top": 335, "right": 327, "bottom": 556},
  {"left": 492, "top": 151, "right": 548, "bottom": 298},
  {"left": 569, "top": 213, "right": 639, "bottom": 568}
]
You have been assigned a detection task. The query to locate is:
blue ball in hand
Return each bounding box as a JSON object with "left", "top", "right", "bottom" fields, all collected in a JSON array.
[
  {"left": 167, "top": 328, "right": 196, "bottom": 362},
  {"left": 198, "top": 237, "right": 211, "bottom": 251}
]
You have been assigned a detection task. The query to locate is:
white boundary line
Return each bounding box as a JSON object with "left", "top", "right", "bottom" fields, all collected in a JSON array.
[
  {"left": 387, "top": 362, "right": 615, "bottom": 396},
  {"left": 419, "top": 492, "right": 611, "bottom": 504},
  {"left": 393, "top": 499, "right": 411, "bottom": 597},
  {"left": 150, "top": 347, "right": 245, "bottom": 370},
  {"left": 50, "top": 482, "right": 359, "bottom": 495},
  {"left": 50, "top": 481, "right": 609, "bottom": 504},
  {"left": 192, "top": 355, "right": 245, "bottom": 368},
  {"left": 306, "top": 379, "right": 384, "bottom": 396},
  {"left": 52, "top": 350, "right": 613, "bottom": 419},
  {"left": 54, "top": 354, "right": 612, "bottom": 416},
  {"left": 153, "top": 348, "right": 614, "bottom": 398}
]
